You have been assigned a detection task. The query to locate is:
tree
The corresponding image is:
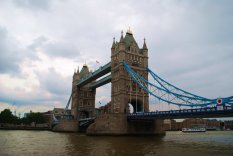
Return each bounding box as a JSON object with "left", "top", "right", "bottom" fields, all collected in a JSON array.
[
  {"left": 0, "top": 109, "right": 19, "bottom": 124},
  {"left": 22, "top": 112, "right": 46, "bottom": 125}
]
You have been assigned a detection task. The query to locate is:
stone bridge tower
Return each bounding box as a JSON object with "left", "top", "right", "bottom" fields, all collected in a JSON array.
[
  {"left": 87, "top": 30, "right": 165, "bottom": 135},
  {"left": 111, "top": 29, "right": 149, "bottom": 114},
  {"left": 71, "top": 64, "right": 96, "bottom": 120}
]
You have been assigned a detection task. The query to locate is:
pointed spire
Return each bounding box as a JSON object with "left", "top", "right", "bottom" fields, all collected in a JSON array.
[
  {"left": 120, "top": 30, "right": 124, "bottom": 42},
  {"left": 127, "top": 27, "right": 132, "bottom": 35},
  {"left": 73, "top": 68, "right": 76, "bottom": 77},
  {"left": 143, "top": 38, "right": 148, "bottom": 50},
  {"left": 77, "top": 66, "right": 79, "bottom": 74},
  {"left": 111, "top": 37, "right": 115, "bottom": 49}
]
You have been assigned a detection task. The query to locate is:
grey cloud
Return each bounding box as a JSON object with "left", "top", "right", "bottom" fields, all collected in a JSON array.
[
  {"left": 27, "top": 36, "right": 80, "bottom": 59},
  {"left": 12, "top": 0, "right": 51, "bottom": 11},
  {"left": 42, "top": 41, "right": 80, "bottom": 59},
  {"left": 36, "top": 68, "right": 71, "bottom": 96},
  {"left": 0, "top": 27, "right": 22, "bottom": 74},
  {"left": 28, "top": 36, "right": 48, "bottom": 50}
]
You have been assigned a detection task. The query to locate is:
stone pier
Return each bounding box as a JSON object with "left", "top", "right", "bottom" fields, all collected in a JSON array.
[{"left": 87, "top": 114, "right": 165, "bottom": 135}]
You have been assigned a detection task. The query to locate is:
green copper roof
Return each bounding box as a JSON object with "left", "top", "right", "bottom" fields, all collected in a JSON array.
[
  {"left": 79, "top": 65, "right": 89, "bottom": 79},
  {"left": 123, "top": 33, "right": 138, "bottom": 49}
]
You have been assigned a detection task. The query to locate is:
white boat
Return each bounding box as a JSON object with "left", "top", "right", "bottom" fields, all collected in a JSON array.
[{"left": 182, "top": 127, "right": 206, "bottom": 132}]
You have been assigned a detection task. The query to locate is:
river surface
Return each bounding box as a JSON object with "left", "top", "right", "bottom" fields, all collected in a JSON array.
[{"left": 0, "top": 130, "right": 233, "bottom": 156}]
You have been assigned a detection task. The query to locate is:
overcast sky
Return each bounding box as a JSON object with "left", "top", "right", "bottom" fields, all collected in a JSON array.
[{"left": 0, "top": 0, "right": 233, "bottom": 115}]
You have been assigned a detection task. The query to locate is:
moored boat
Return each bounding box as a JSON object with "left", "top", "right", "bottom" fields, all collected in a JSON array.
[{"left": 182, "top": 127, "right": 206, "bottom": 132}]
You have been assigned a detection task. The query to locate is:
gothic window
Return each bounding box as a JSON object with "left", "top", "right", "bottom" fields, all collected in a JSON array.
[
  {"left": 132, "top": 82, "right": 136, "bottom": 91},
  {"left": 84, "top": 92, "right": 88, "bottom": 98},
  {"left": 80, "top": 101, "right": 83, "bottom": 107},
  {"left": 126, "top": 85, "right": 130, "bottom": 91}
]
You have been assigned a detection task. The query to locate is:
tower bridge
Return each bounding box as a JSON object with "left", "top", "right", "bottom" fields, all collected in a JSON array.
[{"left": 52, "top": 29, "right": 233, "bottom": 135}]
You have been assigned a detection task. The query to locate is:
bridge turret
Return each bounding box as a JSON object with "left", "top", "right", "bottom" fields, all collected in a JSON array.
[
  {"left": 142, "top": 38, "right": 148, "bottom": 68},
  {"left": 71, "top": 67, "right": 80, "bottom": 119},
  {"left": 143, "top": 38, "right": 148, "bottom": 51},
  {"left": 119, "top": 30, "right": 125, "bottom": 51},
  {"left": 73, "top": 67, "right": 80, "bottom": 81},
  {"left": 71, "top": 63, "right": 96, "bottom": 120},
  {"left": 111, "top": 37, "right": 116, "bottom": 54}
]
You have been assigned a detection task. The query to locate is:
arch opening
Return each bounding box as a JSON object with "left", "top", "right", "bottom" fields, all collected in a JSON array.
[{"left": 128, "top": 99, "right": 144, "bottom": 113}]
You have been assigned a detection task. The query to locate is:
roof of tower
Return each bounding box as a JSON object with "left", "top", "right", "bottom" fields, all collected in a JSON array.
[
  {"left": 123, "top": 31, "right": 138, "bottom": 49},
  {"left": 79, "top": 64, "right": 89, "bottom": 79}
]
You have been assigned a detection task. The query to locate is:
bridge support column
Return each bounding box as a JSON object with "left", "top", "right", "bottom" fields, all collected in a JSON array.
[
  {"left": 128, "top": 119, "right": 165, "bottom": 135},
  {"left": 86, "top": 114, "right": 165, "bottom": 135},
  {"left": 86, "top": 114, "right": 128, "bottom": 135}
]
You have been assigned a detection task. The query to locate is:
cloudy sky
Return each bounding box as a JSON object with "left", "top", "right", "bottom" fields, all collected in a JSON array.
[{"left": 0, "top": 0, "right": 233, "bottom": 115}]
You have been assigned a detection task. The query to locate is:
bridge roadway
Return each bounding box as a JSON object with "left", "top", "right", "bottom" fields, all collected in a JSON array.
[
  {"left": 127, "top": 105, "right": 233, "bottom": 120},
  {"left": 89, "top": 75, "right": 111, "bottom": 89},
  {"left": 77, "top": 62, "right": 111, "bottom": 87}
]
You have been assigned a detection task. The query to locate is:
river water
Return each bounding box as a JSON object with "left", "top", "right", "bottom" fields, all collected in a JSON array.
[{"left": 0, "top": 130, "right": 233, "bottom": 156}]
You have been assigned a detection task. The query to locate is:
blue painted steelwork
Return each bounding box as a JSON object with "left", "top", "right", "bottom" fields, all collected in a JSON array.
[
  {"left": 89, "top": 75, "right": 111, "bottom": 89},
  {"left": 128, "top": 105, "right": 233, "bottom": 119},
  {"left": 123, "top": 61, "right": 233, "bottom": 108},
  {"left": 77, "top": 62, "right": 111, "bottom": 87},
  {"left": 65, "top": 94, "right": 72, "bottom": 110}
]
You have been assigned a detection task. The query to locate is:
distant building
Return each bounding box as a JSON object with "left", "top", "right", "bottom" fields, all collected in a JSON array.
[
  {"left": 41, "top": 111, "right": 52, "bottom": 125},
  {"left": 96, "top": 102, "right": 112, "bottom": 115},
  {"left": 163, "top": 119, "right": 171, "bottom": 130},
  {"left": 53, "top": 108, "right": 71, "bottom": 120},
  {"left": 224, "top": 120, "right": 233, "bottom": 130},
  {"left": 163, "top": 118, "right": 221, "bottom": 131}
]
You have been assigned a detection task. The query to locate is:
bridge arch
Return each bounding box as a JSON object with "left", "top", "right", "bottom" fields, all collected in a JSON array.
[{"left": 128, "top": 99, "right": 144, "bottom": 113}]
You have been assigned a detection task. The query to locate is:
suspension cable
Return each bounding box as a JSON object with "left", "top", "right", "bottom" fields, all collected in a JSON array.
[
  {"left": 130, "top": 77, "right": 132, "bottom": 107},
  {"left": 136, "top": 81, "right": 138, "bottom": 113},
  {"left": 143, "top": 89, "right": 144, "bottom": 112}
]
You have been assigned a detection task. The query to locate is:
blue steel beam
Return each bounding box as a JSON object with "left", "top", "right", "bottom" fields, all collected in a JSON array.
[{"left": 77, "top": 62, "right": 111, "bottom": 87}]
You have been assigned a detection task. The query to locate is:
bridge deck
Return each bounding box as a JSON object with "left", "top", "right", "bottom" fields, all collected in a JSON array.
[
  {"left": 89, "top": 75, "right": 111, "bottom": 89},
  {"left": 77, "top": 62, "right": 111, "bottom": 87},
  {"left": 128, "top": 106, "right": 233, "bottom": 120}
]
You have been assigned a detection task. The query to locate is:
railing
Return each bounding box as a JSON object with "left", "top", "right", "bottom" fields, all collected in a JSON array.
[{"left": 127, "top": 105, "right": 233, "bottom": 119}]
